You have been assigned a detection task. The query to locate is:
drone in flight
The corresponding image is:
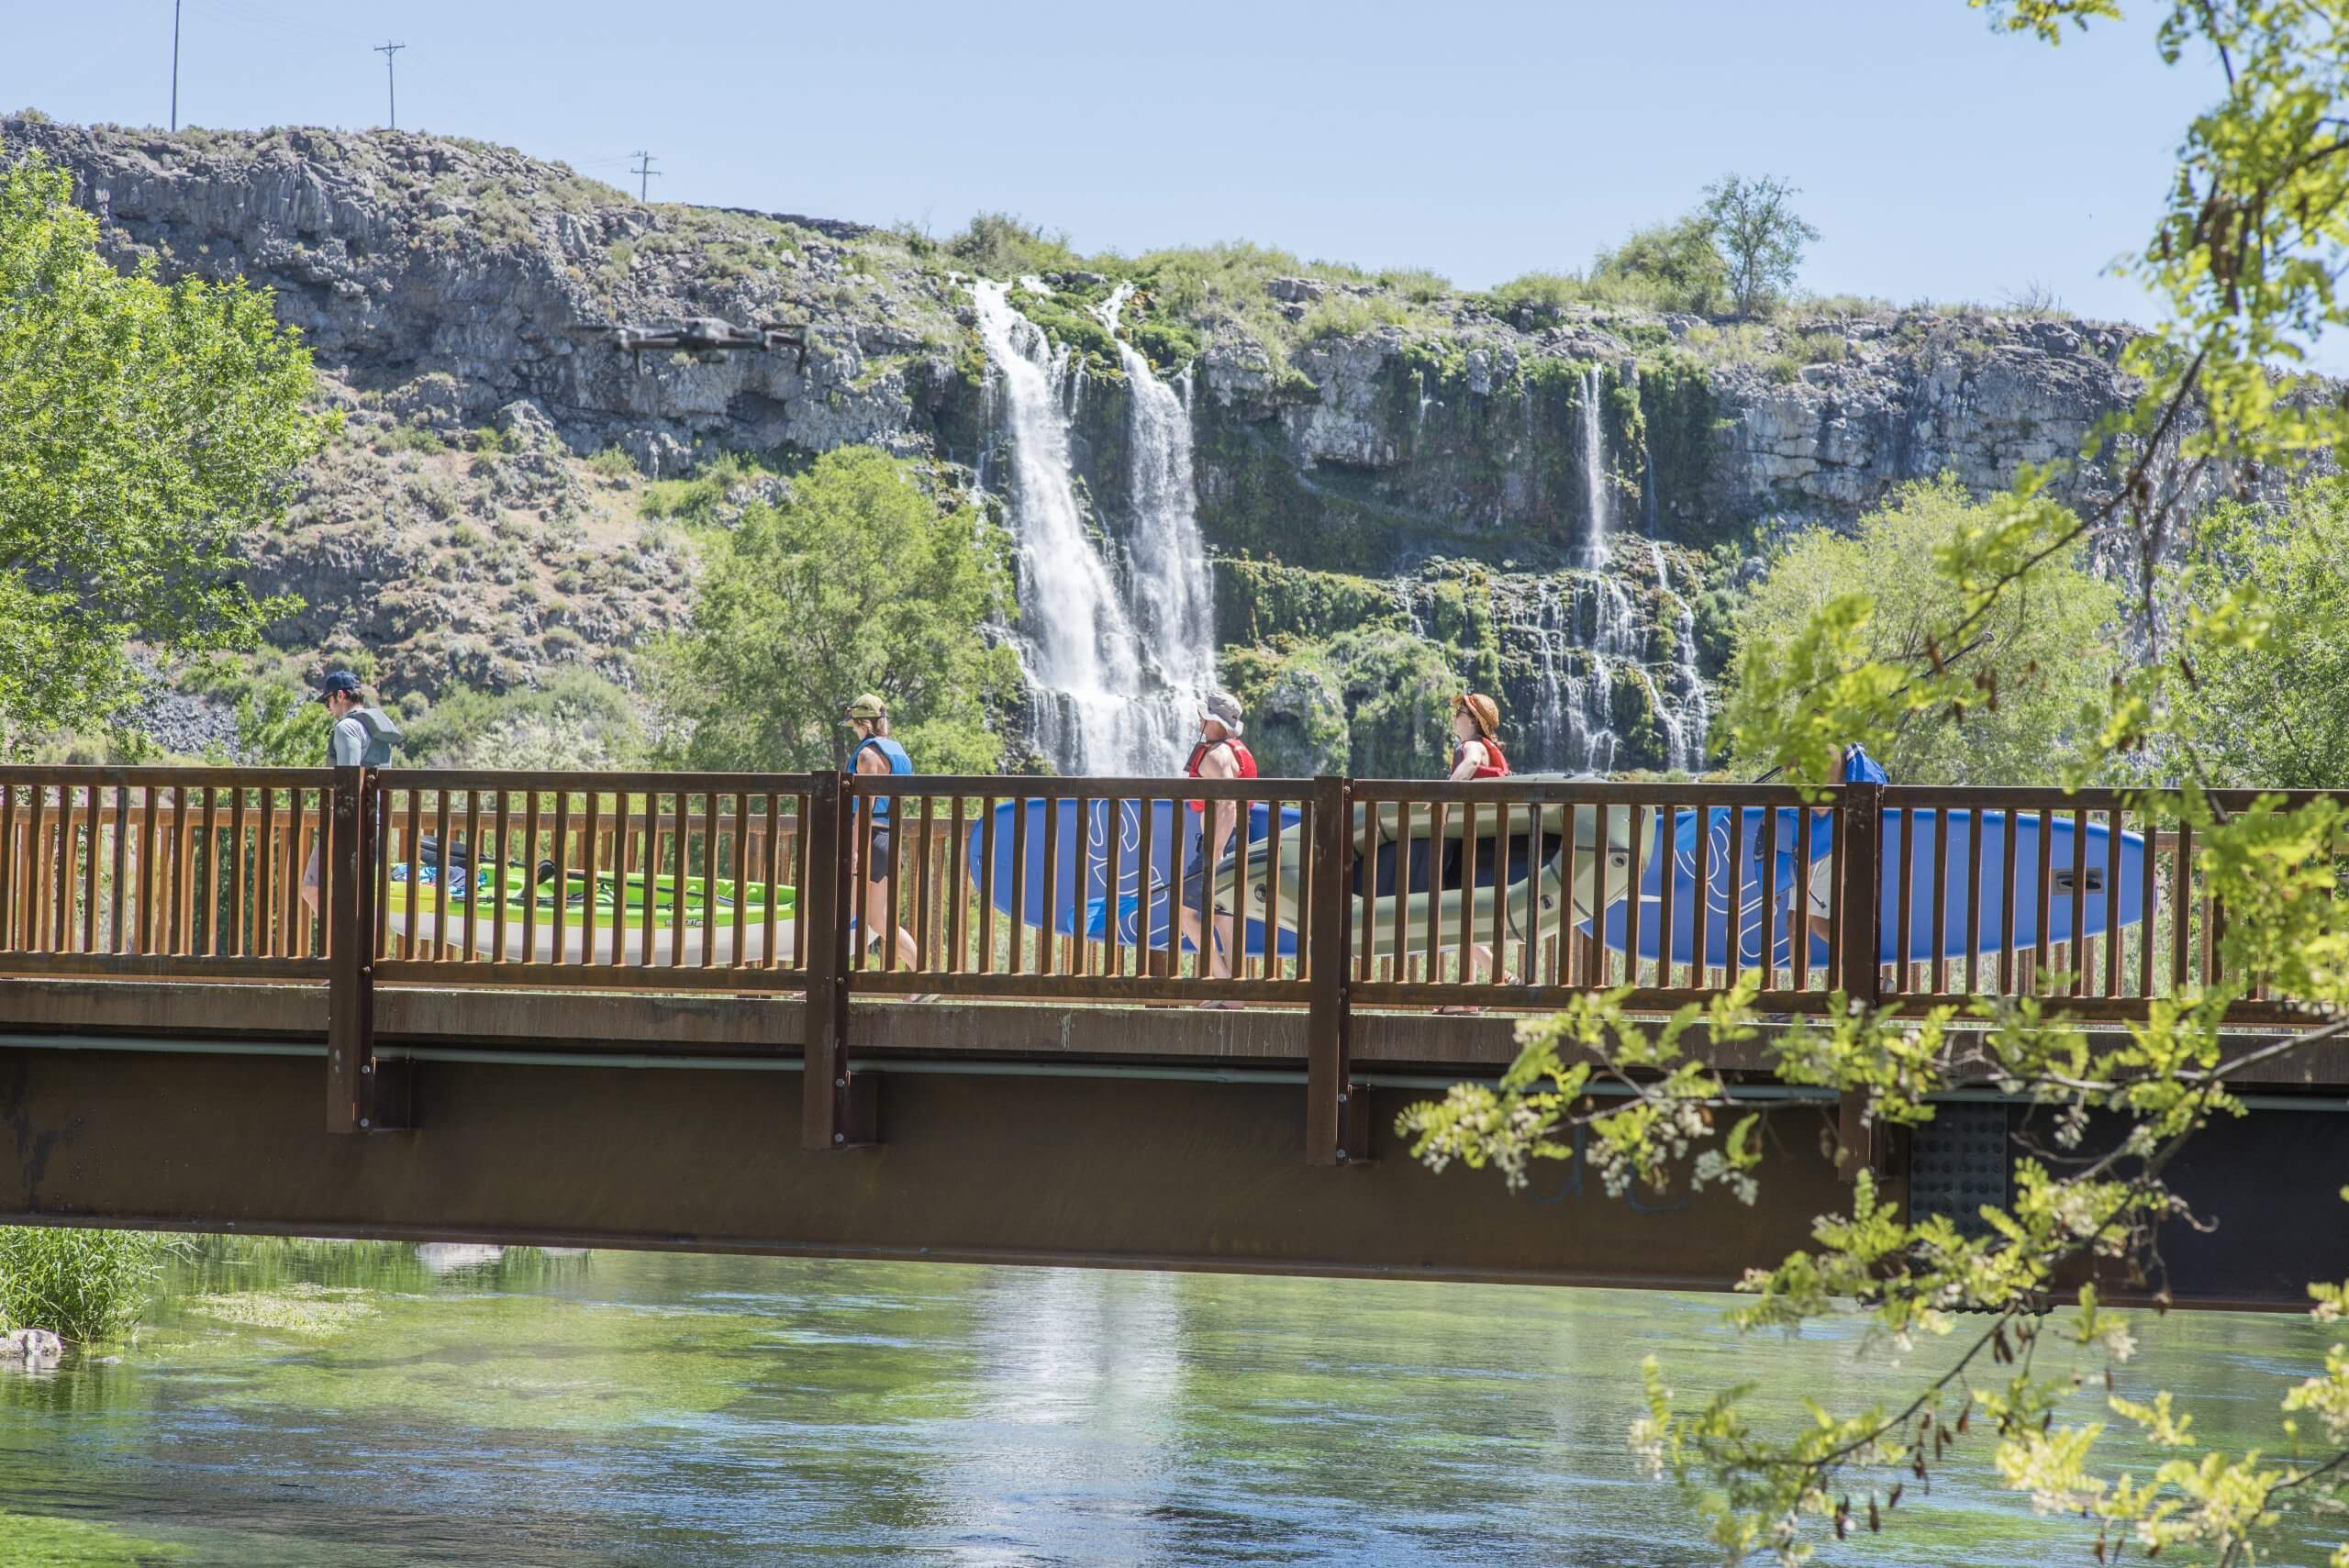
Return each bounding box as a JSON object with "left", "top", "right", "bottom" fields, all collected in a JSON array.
[{"left": 581, "top": 317, "right": 810, "bottom": 373}]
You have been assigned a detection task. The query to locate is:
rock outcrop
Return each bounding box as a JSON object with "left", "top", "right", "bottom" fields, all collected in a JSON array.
[{"left": 6, "top": 116, "right": 2287, "bottom": 769}]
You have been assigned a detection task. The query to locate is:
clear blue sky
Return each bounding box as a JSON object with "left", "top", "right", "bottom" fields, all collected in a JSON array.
[{"left": 6, "top": 1, "right": 2238, "bottom": 333}]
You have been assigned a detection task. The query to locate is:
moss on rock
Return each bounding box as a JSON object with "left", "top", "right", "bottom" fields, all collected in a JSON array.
[{"left": 1222, "top": 625, "right": 1458, "bottom": 778}]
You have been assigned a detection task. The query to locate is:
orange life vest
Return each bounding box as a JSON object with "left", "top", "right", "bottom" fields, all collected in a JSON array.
[
  {"left": 1454, "top": 737, "right": 1509, "bottom": 779},
  {"left": 1187, "top": 737, "right": 1257, "bottom": 815}
]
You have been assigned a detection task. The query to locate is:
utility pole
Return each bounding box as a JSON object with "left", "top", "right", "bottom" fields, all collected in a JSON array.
[
  {"left": 374, "top": 40, "right": 406, "bottom": 129},
  {"left": 630, "top": 150, "right": 660, "bottom": 204},
  {"left": 170, "top": 0, "right": 182, "bottom": 131}
]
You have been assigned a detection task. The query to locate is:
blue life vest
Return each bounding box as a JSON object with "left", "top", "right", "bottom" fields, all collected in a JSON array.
[{"left": 851, "top": 735, "right": 914, "bottom": 819}]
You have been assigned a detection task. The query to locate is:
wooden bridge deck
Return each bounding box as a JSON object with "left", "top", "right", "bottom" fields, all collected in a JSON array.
[{"left": 0, "top": 765, "right": 2342, "bottom": 1308}]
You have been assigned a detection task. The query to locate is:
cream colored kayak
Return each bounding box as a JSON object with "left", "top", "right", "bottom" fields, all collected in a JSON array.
[
  {"left": 384, "top": 906, "right": 797, "bottom": 965},
  {"left": 1219, "top": 797, "right": 1659, "bottom": 959}
]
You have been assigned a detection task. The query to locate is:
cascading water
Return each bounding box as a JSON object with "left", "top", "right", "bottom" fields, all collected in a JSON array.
[
  {"left": 1480, "top": 362, "right": 1714, "bottom": 777},
  {"left": 1648, "top": 542, "right": 1712, "bottom": 774},
  {"left": 1097, "top": 284, "right": 1217, "bottom": 708},
  {"left": 1515, "top": 572, "right": 1649, "bottom": 776},
  {"left": 1631, "top": 361, "right": 1661, "bottom": 535},
  {"left": 971, "top": 278, "right": 1215, "bottom": 775},
  {"left": 1580, "top": 364, "right": 1611, "bottom": 567}
]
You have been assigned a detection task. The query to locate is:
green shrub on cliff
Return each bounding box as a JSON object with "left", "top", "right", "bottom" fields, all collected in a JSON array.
[
  {"left": 1007, "top": 287, "right": 1122, "bottom": 375},
  {"left": 1591, "top": 214, "right": 1729, "bottom": 315},
  {"left": 1124, "top": 317, "right": 1201, "bottom": 373},
  {"left": 1216, "top": 560, "right": 1407, "bottom": 646},
  {"left": 1325, "top": 627, "right": 1457, "bottom": 775},
  {"left": 1477, "top": 271, "right": 1586, "bottom": 327},
  {"left": 1298, "top": 294, "right": 1431, "bottom": 340},
  {"left": 640, "top": 450, "right": 770, "bottom": 527},
  {"left": 1223, "top": 626, "right": 1456, "bottom": 778},
  {"left": 948, "top": 213, "right": 1079, "bottom": 277},
  {"left": 400, "top": 669, "right": 648, "bottom": 771},
  {"left": 1122, "top": 244, "right": 1449, "bottom": 366}
]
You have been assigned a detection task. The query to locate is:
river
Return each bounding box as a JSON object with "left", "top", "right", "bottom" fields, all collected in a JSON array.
[{"left": 0, "top": 1240, "right": 2335, "bottom": 1565}]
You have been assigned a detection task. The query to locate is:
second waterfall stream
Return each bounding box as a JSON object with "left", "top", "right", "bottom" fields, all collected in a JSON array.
[{"left": 971, "top": 278, "right": 1216, "bottom": 776}]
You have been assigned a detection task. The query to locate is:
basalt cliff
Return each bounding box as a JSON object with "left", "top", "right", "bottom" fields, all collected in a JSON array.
[{"left": 6, "top": 116, "right": 2188, "bottom": 774}]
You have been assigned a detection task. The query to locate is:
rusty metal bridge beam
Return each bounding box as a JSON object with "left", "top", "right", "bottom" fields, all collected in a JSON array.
[{"left": 3, "top": 1040, "right": 2345, "bottom": 1307}]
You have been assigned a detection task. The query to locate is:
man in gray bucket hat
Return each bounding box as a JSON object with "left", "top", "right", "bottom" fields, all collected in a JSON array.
[{"left": 1176, "top": 690, "right": 1255, "bottom": 1003}]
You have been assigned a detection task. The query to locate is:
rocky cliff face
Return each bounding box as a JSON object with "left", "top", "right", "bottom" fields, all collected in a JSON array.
[{"left": 3, "top": 117, "right": 2211, "bottom": 772}]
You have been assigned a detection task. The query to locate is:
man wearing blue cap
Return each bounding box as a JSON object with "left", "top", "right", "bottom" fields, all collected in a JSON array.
[{"left": 302, "top": 672, "right": 401, "bottom": 912}]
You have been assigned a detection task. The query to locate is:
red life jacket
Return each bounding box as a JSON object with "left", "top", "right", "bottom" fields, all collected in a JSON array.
[
  {"left": 1187, "top": 737, "right": 1257, "bottom": 814},
  {"left": 1454, "top": 737, "right": 1509, "bottom": 779}
]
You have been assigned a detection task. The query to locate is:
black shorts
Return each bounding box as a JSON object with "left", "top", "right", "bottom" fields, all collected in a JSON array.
[
  {"left": 1182, "top": 832, "right": 1215, "bottom": 917},
  {"left": 865, "top": 827, "right": 894, "bottom": 884}
]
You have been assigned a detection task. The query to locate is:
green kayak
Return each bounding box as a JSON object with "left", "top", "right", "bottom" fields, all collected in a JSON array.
[{"left": 386, "top": 863, "right": 796, "bottom": 962}]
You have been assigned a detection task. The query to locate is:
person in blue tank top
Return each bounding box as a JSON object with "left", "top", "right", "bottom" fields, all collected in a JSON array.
[{"left": 841, "top": 694, "right": 925, "bottom": 985}]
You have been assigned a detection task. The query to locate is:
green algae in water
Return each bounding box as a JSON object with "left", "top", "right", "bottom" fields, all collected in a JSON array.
[
  {"left": 143, "top": 1249, "right": 985, "bottom": 1438},
  {"left": 0, "top": 1511, "right": 186, "bottom": 1567},
  {"left": 182, "top": 1283, "right": 376, "bottom": 1335}
]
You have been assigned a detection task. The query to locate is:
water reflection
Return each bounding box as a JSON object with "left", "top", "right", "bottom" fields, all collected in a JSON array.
[{"left": 0, "top": 1241, "right": 2336, "bottom": 1566}]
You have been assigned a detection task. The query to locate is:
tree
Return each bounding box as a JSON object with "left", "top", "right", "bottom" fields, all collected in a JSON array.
[
  {"left": 1701, "top": 172, "right": 1820, "bottom": 317},
  {"left": 648, "top": 446, "right": 1022, "bottom": 773},
  {"left": 1408, "top": 5, "right": 2349, "bottom": 1562},
  {"left": 1592, "top": 213, "right": 1731, "bottom": 315},
  {"left": 1730, "top": 474, "right": 2122, "bottom": 784},
  {"left": 0, "top": 143, "right": 331, "bottom": 750},
  {"left": 2171, "top": 478, "right": 2349, "bottom": 789}
]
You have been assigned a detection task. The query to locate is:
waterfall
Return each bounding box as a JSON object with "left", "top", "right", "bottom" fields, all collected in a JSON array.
[
  {"left": 1495, "top": 555, "right": 1715, "bottom": 778},
  {"left": 1631, "top": 361, "right": 1661, "bottom": 535},
  {"left": 1519, "top": 572, "right": 1649, "bottom": 776},
  {"left": 1580, "top": 364, "right": 1611, "bottom": 566},
  {"left": 1097, "top": 284, "right": 1217, "bottom": 707},
  {"left": 1648, "top": 543, "right": 1712, "bottom": 774},
  {"left": 970, "top": 278, "right": 1211, "bottom": 775}
]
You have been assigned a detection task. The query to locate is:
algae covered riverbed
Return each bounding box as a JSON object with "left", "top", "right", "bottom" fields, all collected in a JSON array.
[{"left": 0, "top": 1240, "right": 2337, "bottom": 1565}]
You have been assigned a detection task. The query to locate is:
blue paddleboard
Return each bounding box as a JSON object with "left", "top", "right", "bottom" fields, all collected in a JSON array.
[
  {"left": 970, "top": 797, "right": 1304, "bottom": 958},
  {"left": 1598, "top": 806, "right": 2149, "bottom": 969}
]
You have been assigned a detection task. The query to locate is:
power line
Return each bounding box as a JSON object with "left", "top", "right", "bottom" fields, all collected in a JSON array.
[
  {"left": 373, "top": 39, "right": 406, "bottom": 129},
  {"left": 170, "top": 0, "right": 183, "bottom": 131},
  {"left": 629, "top": 150, "right": 660, "bottom": 204}
]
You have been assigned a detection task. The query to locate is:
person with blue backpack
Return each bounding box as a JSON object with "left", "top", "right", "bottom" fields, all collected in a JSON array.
[
  {"left": 841, "top": 693, "right": 925, "bottom": 985},
  {"left": 1804, "top": 741, "right": 1888, "bottom": 948}
]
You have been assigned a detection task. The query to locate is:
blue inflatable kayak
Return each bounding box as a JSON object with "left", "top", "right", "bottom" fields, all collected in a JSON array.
[
  {"left": 1598, "top": 806, "right": 2149, "bottom": 968},
  {"left": 969, "top": 796, "right": 1304, "bottom": 958}
]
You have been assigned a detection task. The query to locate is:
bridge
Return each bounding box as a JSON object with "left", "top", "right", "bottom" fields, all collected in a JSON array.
[{"left": 0, "top": 765, "right": 2342, "bottom": 1309}]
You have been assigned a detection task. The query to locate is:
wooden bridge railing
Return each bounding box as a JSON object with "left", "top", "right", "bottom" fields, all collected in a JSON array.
[{"left": 0, "top": 767, "right": 2329, "bottom": 1151}]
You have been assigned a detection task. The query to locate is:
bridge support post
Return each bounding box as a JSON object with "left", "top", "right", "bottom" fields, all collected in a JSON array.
[
  {"left": 1834, "top": 777, "right": 1884, "bottom": 1181},
  {"left": 326, "top": 765, "right": 402, "bottom": 1132},
  {"left": 1306, "top": 775, "right": 1363, "bottom": 1165},
  {"left": 802, "top": 771, "right": 875, "bottom": 1150}
]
